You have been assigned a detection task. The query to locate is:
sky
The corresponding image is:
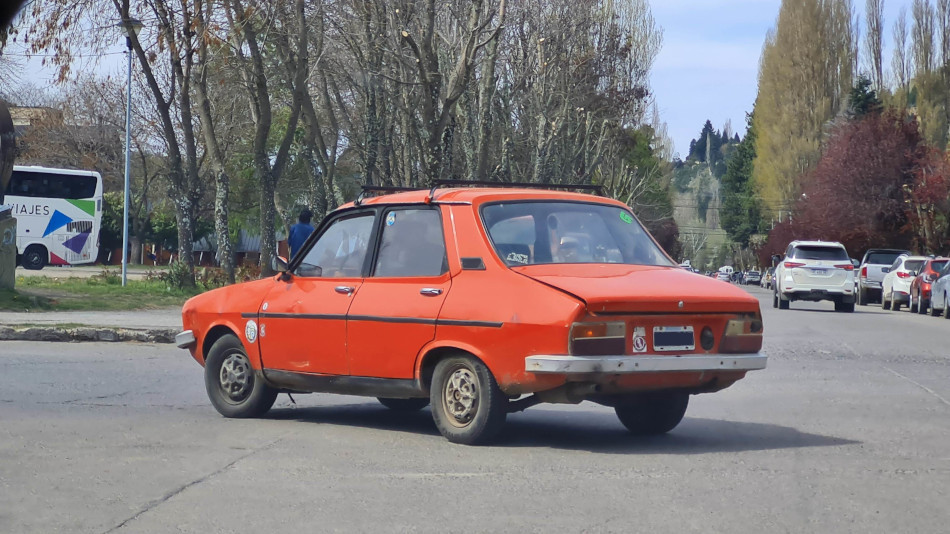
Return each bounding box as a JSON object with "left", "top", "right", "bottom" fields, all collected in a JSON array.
[
  {"left": 5, "top": 0, "right": 921, "bottom": 160},
  {"left": 650, "top": 0, "right": 913, "bottom": 158}
]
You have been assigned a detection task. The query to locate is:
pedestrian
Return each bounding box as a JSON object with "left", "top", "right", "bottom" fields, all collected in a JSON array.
[{"left": 288, "top": 209, "right": 315, "bottom": 258}]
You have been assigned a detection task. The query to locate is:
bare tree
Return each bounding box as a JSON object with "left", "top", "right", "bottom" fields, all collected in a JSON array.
[
  {"left": 864, "top": 0, "right": 885, "bottom": 90},
  {"left": 893, "top": 6, "right": 910, "bottom": 93},
  {"left": 912, "top": 0, "right": 937, "bottom": 76}
]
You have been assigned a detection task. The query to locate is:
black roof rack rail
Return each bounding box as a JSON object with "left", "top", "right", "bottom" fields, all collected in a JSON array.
[
  {"left": 433, "top": 179, "right": 603, "bottom": 195},
  {"left": 355, "top": 185, "right": 424, "bottom": 206}
]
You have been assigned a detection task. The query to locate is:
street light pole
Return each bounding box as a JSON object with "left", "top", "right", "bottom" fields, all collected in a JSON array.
[{"left": 118, "top": 18, "right": 142, "bottom": 287}]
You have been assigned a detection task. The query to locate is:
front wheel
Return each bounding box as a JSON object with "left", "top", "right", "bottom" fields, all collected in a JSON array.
[
  {"left": 430, "top": 355, "right": 508, "bottom": 445},
  {"left": 204, "top": 334, "right": 278, "bottom": 418},
  {"left": 614, "top": 391, "right": 689, "bottom": 436},
  {"left": 21, "top": 245, "right": 47, "bottom": 270},
  {"left": 377, "top": 397, "right": 429, "bottom": 412}
]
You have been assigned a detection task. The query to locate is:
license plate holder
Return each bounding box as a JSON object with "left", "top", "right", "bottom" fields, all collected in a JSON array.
[{"left": 653, "top": 326, "right": 695, "bottom": 352}]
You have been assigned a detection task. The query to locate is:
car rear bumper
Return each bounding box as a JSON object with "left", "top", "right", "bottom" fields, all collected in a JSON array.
[{"left": 525, "top": 354, "right": 767, "bottom": 374}]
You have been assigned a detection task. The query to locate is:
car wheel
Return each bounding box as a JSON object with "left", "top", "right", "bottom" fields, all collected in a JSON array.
[
  {"left": 21, "top": 245, "right": 47, "bottom": 271},
  {"left": 377, "top": 397, "right": 430, "bottom": 412},
  {"left": 204, "top": 334, "right": 278, "bottom": 418},
  {"left": 857, "top": 286, "right": 866, "bottom": 306},
  {"left": 919, "top": 298, "right": 930, "bottom": 315},
  {"left": 834, "top": 299, "right": 855, "bottom": 313},
  {"left": 930, "top": 298, "right": 941, "bottom": 317},
  {"left": 944, "top": 296, "right": 950, "bottom": 320},
  {"left": 430, "top": 355, "right": 508, "bottom": 445},
  {"left": 893, "top": 297, "right": 902, "bottom": 312},
  {"left": 614, "top": 391, "right": 689, "bottom": 436},
  {"left": 778, "top": 292, "right": 789, "bottom": 310},
  {"left": 909, "top": 293, "right": 918, "bottom": 313},
  {"left": 882, "top": 292, "right": 891, "bottom": 310},
  {"left": 772, "top": 290, "right": 778, "bottom": 308}
]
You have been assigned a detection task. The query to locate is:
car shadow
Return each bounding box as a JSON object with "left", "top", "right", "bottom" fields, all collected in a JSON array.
[{"left": 267, "top": 402, "right": 858, "bottom": 455}]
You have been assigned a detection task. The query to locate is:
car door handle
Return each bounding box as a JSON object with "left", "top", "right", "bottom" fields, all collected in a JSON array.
[
  {"left": 420, "top": 288, "right": 443, "bottom": 296},
  {"left": 335, "top": 286, "right": 355, "bottom": 295}
]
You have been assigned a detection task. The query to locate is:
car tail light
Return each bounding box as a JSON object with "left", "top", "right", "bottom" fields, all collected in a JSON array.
[
  {"left": 784, "top": 261, "right": 805, "bottom": 269},
  {"left": 861, "top": 266, "right": 867, "bottom": 279},
  {"left": 897, "top": 271, "right": 912, "bottom": 279},
  {"left": 834, "top": 263, "right": 855, "bottom": 271},
  {"left": 719, "top": 312, "right": 763, "bottom": 354},
  {"left": 570, "top": 322, "right": 625, "bottom": 356}
]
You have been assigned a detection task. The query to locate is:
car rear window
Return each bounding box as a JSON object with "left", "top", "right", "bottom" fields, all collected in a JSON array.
[
  {"left": 903, "top": 260, "right": 925, "bottom": 272},
  {"left": 791, "top": 245, "right": 848, "bottom": 261},
  {"left": 481, "top": 201, "right": 674, "bottom": 267},
  {"left": 931, "top": 260, "right": 948, "bottom": 272},
  {"left": 866, "top": 252, "right": 904, "bottom": 265}
]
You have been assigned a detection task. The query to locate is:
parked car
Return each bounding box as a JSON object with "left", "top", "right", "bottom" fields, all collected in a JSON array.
[
  {"left": 927, "top": 261, "right": 950, "bottom": 318},
  {"left": 856, "top": 248, "right": 911, "bottom": 305},
  {"left": 909, "top": 257, "right": 949, "bottom": 314},
  {"left": 881, "top": 255, "right": 928, "bottom": 312},
  {"left": 744, "top": 271, "right": 761, "bottom": 285},
  {"left": 772, "top": 240, "right": 855, "bottom": 312},
  {"left": 176, "top": 187, "right": 766, "bottom": 444},
  {"left": 716, "top": 271, "right": 732, "bottom": 282}
]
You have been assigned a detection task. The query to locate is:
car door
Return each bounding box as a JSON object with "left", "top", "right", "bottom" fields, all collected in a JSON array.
[
  {"left": 346, "top": 207, "right": 451, "bottom": 379},
  {"left": 258, "top": 212, "right": 376, "bottom": 375}
]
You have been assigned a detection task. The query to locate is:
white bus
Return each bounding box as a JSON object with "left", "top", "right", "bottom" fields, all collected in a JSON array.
[{"left": 3, "top": 165, "right": 103, "bottom": 270}]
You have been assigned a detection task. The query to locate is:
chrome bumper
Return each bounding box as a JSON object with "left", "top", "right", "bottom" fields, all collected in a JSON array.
[
  {"left": 175, "top": 330, "right": 196, "bottom": 349},
  {"left": 525, "top": 354, "right": 767, "bottom": 374}
]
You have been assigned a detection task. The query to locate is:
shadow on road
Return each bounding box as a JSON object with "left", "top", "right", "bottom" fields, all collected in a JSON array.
[{"left": 267, "top": 401, "right": 858, "bottom": 454}]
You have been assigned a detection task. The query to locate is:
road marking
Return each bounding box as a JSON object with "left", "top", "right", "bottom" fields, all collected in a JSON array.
[{"left": 883, "top": 366, "right": 950, "bottom": 407}]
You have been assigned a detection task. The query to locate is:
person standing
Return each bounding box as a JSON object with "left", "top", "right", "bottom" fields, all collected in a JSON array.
[{"left": 288, "top": 209, "right": 315, "bottom": 258}]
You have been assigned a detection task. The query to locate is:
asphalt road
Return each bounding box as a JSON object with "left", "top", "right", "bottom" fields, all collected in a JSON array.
[{"left": 1, "top": 285, "right": 949, "bottom": 533}]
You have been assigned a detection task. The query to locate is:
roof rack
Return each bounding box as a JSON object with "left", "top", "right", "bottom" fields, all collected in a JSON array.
[
  {"left": 355, "top": 185, "right": 422, "bottom": 206},
  {"left": 433, "top": 179, "right": 603, "bottom": 195}
]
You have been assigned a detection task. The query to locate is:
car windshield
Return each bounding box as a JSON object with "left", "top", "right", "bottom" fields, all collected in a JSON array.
[
  {"left": 866, "top": 252, "right": 904, "bottom": 265},
  {"left": 792, "top": 245, "right": 848, "bottom": 261},
  {"left": 481, "top": 201, "right": 674, "bottom": 267}
]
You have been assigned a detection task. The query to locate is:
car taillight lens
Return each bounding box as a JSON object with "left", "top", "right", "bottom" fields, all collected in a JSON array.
[
  {"left": 861, "top": 266, "right": 867, "bottom": 278},
  {"left": 784, "top": 261, "right": 805, "bottom": 269},
  {"left": 719, "top": 312, "right": 763, "bottom": 354},
  {"left": 834, "top": 264, "right": 855, "bottom": 271},
  {"left": 897, "top": 271, "right": 912, "bottom": 279},
  {"left": 570, "top": 322, "right": 625, "bottom": 356}
]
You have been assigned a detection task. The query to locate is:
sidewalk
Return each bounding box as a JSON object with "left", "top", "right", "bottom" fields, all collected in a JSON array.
[{"left": 0, "top": 307, "right": 182, "bottom": 343}]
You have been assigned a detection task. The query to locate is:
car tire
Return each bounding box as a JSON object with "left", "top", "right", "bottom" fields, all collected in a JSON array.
[
  {"left": 772, "top": 290, "right": 778, "bottom": 309},
  {"left": 931, "top": 298, "right": 941, "bottom": 317},
  {"left": 857, "top": 286, "right": 866, "bottom": 306},
  {"left": 919, "top": 298, "right": 930, "bottom": 315},
  {"left": 893, "top": 298, "right": 902, "bottom": 312},
  {"left": 614, "top": 391, "right": 689, "bottom": 436},
  {"left": 21, "top": 245, "right": 47, "bottom": 271},
  {"left": 430, "top": 355, "right": 508, "bottom": 445},
  {"left": 377, "top": 397, "right": 430, "bottom": 412},
  {"left": 909, "top": 293, "right": 918, "bottom": 313},
  {"left": 882, "top": 292, "right": 891, "bottom": 310},
  {"left": 778, "top": 292, "right": 789, "bottom": 310},
  {"left": 835, "top": 299, "right": 855, "bottom": 313},
  {"left": 944, "top": 297, "right": 950, "bottom": 320},
  {"left": 204, "top": 334, "right": 278, "bottom": 418}
]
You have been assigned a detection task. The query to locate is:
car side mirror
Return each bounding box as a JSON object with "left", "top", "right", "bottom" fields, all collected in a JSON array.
[
  {"left": 881, "top": 267, "right": 890, "bottom": 273},
  {"left": 851, "top": 258, "right": 860, "bottom": 268},
  {"left": 272, "top": 255, "right": 289, "bottom": 273},
  {"left": 771, "top": 254, "right": 782, "bottom": 267}
]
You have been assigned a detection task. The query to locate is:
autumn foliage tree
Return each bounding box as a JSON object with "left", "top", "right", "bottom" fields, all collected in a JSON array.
[{"left": 761, "top": 109, "right": 950, "bottom": 263}]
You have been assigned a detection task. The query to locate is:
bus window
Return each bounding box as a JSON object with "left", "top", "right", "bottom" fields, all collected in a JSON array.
[{"left": 6, "top": 170, "right": 98, "bottom": 199}]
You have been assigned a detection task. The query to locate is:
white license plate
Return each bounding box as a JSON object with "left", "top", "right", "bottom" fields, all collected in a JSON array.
[{"left": 653, "top": 326, "right": 695, "bottom": 352}]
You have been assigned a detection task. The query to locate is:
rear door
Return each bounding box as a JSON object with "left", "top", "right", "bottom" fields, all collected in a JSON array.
[{"left": 346, "top": 207, "right": 450, "bottom": 379}]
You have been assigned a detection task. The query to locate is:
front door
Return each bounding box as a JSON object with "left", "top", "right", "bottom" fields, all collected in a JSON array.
[
  {"left": 258, "top": 212, "right": 375, "bottom": 375},
  {"left": 347, "top": 207, "right": 450, "bottom": 379}
]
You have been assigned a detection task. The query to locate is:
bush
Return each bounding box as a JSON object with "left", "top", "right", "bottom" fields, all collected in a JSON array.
[{"left": 160, "top": 261, "right": 195, "bottom": 290}]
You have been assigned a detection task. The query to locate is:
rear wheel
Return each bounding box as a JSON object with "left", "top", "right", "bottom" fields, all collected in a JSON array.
[
  {"left": 377, "top": 397, "right": 429, "bottom": 412},
  {"left": 944, "top": 296, "right": 950, "bottom": 320},
  {"left": 909, "top": 292, "right": 919, "bottom": 313},
  {"left": 21, "top": 245, "right": 47, "bottom": 270},
  {"left": 614, "top": 391, "right": 689, "bottom": 436},
  {"left": 882, "top": 292, "right": 891, "bottom": 310},
  {"left": 892, "top": 297, "right": 902, "bottom": 312},
  {"left": 918, "top": 297, "right": 929, "bottom": 315},
  {"left": 430, "top": 355, "right": 508, "bottom": 445},
  {"left": 834, "top": 299, "right": 855, "bottom": 313},
  {"left": 204, "top": 334, "right": 278, "bottom": 418},
  {"left": 931, "top": 298, "right": 942, "bottom": 316},
  {"left": 778, "top": 292, "right": 789, "bottom": 310}
]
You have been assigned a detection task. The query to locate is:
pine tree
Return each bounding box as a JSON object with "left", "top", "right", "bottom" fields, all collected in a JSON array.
[{"left": 721, "top": 112, "right": 761, "bottom": 247}]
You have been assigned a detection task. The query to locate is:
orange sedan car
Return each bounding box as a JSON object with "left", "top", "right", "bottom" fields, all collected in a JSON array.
[{"left": 177, "top": 187, "right": 766, "bottom": 444}]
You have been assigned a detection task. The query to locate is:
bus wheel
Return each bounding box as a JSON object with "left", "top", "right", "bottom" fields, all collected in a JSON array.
[{"left": 22, "top": 245, "right": 48, "bottom": 270}]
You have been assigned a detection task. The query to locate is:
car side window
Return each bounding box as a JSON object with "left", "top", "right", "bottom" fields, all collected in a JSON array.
[
  {"left": 373, "top": 209, "right": 447, "bottom": 277},
  {"left": 295, "top": 213, "right": 374, "bottom": 278}
]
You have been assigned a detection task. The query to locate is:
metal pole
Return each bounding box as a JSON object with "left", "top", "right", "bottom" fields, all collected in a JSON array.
[{"left": 122, "top": 41, "right": 132, "bottom": 286}]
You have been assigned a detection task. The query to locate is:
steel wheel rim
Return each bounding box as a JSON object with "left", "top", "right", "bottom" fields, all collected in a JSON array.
[
  {"left": 219, "top": 351, "right": 252, "bottom": 403},
  {"left": 442, "top": 365, "right": 479, "bottom": 428},
  {"left": 26, "top": 252, "right": 41, "bottom": 268}
]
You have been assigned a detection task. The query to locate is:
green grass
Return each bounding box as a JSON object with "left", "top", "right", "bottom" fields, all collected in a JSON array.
[{"left": 0, "top": 276, "right": 201, "bottom": 312}]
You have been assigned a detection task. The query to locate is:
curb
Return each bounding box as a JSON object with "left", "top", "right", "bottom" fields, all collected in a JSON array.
[{"left": 0, "top": 326, "right": 177, "bottom": 344}]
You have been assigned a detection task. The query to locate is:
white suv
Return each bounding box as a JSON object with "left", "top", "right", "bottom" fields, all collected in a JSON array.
[
  {"left": 881, "top": 255, "right": 928, "bottom": 312},
  {"left": 772, "top": 240, "right": 855, "bottom": 312}
]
